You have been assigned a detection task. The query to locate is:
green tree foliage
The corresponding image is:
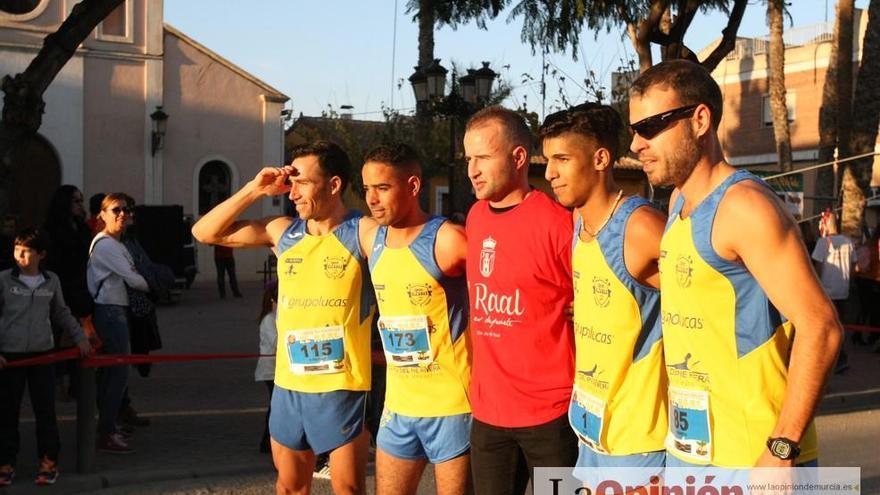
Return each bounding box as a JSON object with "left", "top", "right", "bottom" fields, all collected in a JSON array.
[{"left": 507, "top": 0, "right": 748, "bottom": 72}]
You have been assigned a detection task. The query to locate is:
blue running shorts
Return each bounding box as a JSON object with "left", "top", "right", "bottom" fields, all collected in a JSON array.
[
  {"left": 573, "top": 444, "right": 665, "bottom": 488},
  {"left": 377, "top": 409, "right": 471, "bottom": 464},
  {"left": 269, "top": 387, "right": 367, "bottom": 455}
]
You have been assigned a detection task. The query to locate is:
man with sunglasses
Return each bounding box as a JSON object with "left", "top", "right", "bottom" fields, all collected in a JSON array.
[
  {"left": 628, "top": 60, "right": 841, "bottom": 469},
  {"left": 193, "top": 141, "right": 376, "bottom": 494},
  {"left": 463, "top": 106, "right": 577, "bottom": 494},
  {"left": 540, "top": 103, "right": 667, "bottom": 487}
]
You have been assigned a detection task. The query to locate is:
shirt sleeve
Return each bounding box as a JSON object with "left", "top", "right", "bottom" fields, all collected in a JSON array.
[{"left": 95, "top": 240, "right": 150, "bottom": 292}]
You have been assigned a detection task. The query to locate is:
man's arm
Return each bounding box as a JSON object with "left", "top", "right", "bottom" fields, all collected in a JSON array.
[
  {"left": 435, "top": 221, "right": 467, "bottom": 278},
  {"left": 715, "top": 182, "right": 842, "bottom": 466},
  {"left": 623, "top": 205, "right": 667, "bottom": 289},
  {"left": 192, "top": 167, "right": 294, "bottom": 249}
]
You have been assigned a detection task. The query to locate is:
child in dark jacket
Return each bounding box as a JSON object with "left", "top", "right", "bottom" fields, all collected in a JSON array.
[{"left": 0, "top": 227, "right": 92, "bottom": 486}]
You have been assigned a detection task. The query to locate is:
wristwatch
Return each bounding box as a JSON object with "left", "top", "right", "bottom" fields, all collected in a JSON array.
[{"left": 766, "top": 437, "right": 801, "bottom": 460}]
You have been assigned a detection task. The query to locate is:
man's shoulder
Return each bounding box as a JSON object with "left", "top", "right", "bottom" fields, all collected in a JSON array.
[
  {"left": 625, "top": 202, "right": 666, "bottom": 245},
  {"left": 435, "top": 219, "right": 466, "bottom": 245},
  {"left": 717, "top": 179, "right": 787, "bottom": 227}
]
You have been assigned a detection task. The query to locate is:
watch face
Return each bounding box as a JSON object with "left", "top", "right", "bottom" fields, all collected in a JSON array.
[{"left": 772, "top": 441, "right": 792, "bottom": 458}]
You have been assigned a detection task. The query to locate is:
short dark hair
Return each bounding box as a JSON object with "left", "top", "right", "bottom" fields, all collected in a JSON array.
[
  {"left": 290, "top": 140, "right": 352, "bottom": 193},
  {"left": 14, "top": 226, "right": 49, "bottom": 253},
  {"left": 630, "top": 60, "right": 723, "bottom": 129},
  {"left": 89, "top": 193, "right": 106, "bottom": 216},
  {"left": 539, "top": 102, "right": 624, "bottom": 163},
  {"left": 363, "top": 143, "right": 422, "bottom": 177},
  {"left": 466, "top": 106, "right": 533, "bottom": 150}
]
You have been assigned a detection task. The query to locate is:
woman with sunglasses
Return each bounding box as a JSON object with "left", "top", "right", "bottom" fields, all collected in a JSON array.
[{"left": 86, "top": 193, "right": 150, "bottom": 454}]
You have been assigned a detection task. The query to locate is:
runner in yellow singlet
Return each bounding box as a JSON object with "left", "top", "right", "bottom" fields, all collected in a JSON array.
[
  {"left": 360, "top": 144, "right": 471, "bottom": 495},
  {"left": 540, "top": 103, "right": 667, "bottom": 488},
  {"left": 193, "top": 141, "right": 376, "bottom": 495},
  {"left": 628, "top": 60, "right": 842, "bottom": 468}
]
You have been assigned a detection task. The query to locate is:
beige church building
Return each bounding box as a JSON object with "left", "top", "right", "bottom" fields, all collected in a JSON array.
[{"left": 0, "top": 0, "right": 288, "bottom": 280}]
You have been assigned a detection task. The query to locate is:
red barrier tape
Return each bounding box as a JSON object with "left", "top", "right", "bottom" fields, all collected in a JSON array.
[
  {"left": 3, "top": 350, "right": 268, "bottom": 369},
  {"left": 3, "top": 348, "right": 82, "bottom": 368},
  {"left": 81, "top": 353, "right": 271, "bottom": 368},
  {"left": 5, "top": 349, "right": 390, "bottom": 369}
]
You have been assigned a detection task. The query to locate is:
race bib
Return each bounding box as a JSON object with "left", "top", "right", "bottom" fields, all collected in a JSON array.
[
  {"left": 666, "top": 387, "right": 712, "bottom": 462},
  {"left": 286, "top": 325, "right": 345, "bottom": 375},
  {"left": 378, "top": 315, "right": 432, "bottom": 367},
  {"left": 568, "top": 384, "right": 607, "bottom": 453}
]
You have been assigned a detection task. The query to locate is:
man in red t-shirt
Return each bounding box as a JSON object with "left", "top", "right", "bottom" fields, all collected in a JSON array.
[{"left": 463, "top": 106, "right": 577, "bottom": 494}]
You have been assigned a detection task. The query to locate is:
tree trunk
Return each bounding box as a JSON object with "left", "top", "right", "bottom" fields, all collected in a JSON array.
[
  {"left": 816, "top": 8, "right": 841, "bottom": 213},
  {"left": 628, "top": 0, "right": 670, "bottom": 72},
  {"left": 659, "top": 5, "right": 673, "bottom": 61},
  {"left": 627, "top": 21, "right": 654, "bottom": 73},
  {"left": 417, "top": 0, "right": 435, "bottom": 69},
  {"left": 767, "top": 0, "right": 793, "bottom": 172},
  {"left": 0, "top": 0, "right": 125, "bottom": 216},
  {"left": 840, "top": 165, "right": 866, "bottom": 236},
  {"left": 700, "top": 0, "right": 748, "bottom": 72},
  {"left": 843, "top": 0, "right": 880, "bottom": 236},
  {"left": 837, "top": 0, "right": 855, "bottom": 160}
]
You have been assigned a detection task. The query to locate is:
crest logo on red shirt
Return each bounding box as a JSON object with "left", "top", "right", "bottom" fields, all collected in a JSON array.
[{"left": 480, "top": 237, "right": 497, "bottom": 277}]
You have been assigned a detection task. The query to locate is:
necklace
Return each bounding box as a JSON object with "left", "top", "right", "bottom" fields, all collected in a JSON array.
[{"left": 581, "top": 189, "right": 624, "bottom": 238}]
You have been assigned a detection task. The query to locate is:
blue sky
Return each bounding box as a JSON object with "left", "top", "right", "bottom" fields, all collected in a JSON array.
[{"left": 165, "top": 1, "right": 867, "bottom": 122}]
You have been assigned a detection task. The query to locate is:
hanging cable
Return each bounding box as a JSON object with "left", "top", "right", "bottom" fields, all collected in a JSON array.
[{"left": 762, "top": 151, "right": 880, "bottom": 181}]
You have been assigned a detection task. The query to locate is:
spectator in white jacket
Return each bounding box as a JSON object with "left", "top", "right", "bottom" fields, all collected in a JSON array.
[{"left": 87, "top": 193, "right": 149, "bottom": 454}]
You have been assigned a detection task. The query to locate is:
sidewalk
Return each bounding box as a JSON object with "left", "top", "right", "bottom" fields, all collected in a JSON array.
[
  {"left": 1, "top": 280, "right": 878, "bottom": 494},
  {"left": 819, "top": 336, "right": 880, "bottom": 414}
]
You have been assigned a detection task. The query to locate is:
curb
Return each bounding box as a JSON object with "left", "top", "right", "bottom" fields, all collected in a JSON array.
[
  {"left": 818, "top": 387, "right": 880, "bottom": 415},
  {"left": 0, "top": 461, "right": 273, "bottom": 495}
]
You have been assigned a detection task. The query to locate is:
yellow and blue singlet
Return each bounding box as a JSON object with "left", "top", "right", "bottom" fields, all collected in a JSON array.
[
  {"left": 659, "top": 170, "right": 818, "bottom": 466},
  {"left": 273, "top": 212, "right": 375, "bottom": 393}
]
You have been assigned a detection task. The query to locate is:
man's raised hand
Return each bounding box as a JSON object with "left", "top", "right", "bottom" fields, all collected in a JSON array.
[{"left": 249, "top": 166, "right": 293, "bottom": 197}]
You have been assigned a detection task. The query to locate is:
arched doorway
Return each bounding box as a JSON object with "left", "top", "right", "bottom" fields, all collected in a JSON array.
[
  {"left": 8, "top": 133, "right": 61, "bottom": 228},
  {"left": 198, "top": 160, "right": 231, "bottom": 215}
]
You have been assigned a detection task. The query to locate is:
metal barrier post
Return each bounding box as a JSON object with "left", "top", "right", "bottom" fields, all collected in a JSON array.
[{"left": 76, "top": 363, "right": 96, "bottom": 473}]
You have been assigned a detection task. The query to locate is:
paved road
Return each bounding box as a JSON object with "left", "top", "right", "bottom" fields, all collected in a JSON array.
[{"left": 2, "top": 280, "right": 879, "bottom": 494}]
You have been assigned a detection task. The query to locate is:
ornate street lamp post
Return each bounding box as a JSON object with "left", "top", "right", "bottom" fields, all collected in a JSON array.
[{"left": 409, "top": 60, "right": 496, "bottom": 215}]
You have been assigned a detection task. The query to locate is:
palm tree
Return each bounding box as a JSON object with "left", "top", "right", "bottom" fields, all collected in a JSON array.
[
  {"left": 767, "top": 0, "right": 792, "bottom": 172},
  {"left": 408, "top": 0, "right": 507, "bottom": 69},
  {"left": 843, "top": 0, "right": 880, "bottom": 236},
  {"left": 816, "top": 7, "right": 841, "bottom": 209}
]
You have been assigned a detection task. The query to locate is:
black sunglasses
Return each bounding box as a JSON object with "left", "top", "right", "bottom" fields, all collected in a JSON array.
[
  {"left": 108, "top": 206, "right": 131, "bottom": 216},
  {"left": 630, "top": 104, "right": 699, "bottom": 139}
]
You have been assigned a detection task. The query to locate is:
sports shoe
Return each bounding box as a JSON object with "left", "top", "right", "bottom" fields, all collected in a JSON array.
[
  {"left": 314, "top": 454, "right": 331, "bottom": 480},
  {"left": 97, "top": 432, "right": 135, "bottom": 454},
  {"left": 34, "top": 457, "right": 58, "bottom": 485},
  {"left": 0, "top": 464, "right": 14, "bottom": 486}
]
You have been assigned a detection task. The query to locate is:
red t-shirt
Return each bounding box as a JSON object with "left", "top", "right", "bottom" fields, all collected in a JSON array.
[{"left": 466, "top": 190, "right": 575, "bottom": 427}]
